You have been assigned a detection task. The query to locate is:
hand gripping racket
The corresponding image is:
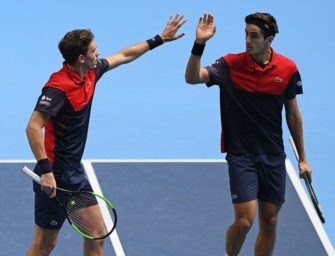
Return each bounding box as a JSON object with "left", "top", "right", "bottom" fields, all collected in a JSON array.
[
  {"left": 21, "top": 165, "right": 117, "bottom": 239},
  {"left": 289, "top": 137, "right": 325, "bottom": 223}
]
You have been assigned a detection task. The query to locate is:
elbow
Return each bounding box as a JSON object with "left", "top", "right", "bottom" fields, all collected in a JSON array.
[
  {"left": 184, "top": 74, "right": 198, "bottom": 85},
  {"left": 26, "top": 123, "right": 33, "bottom": 138},
  {"left": 26, "top": 121, "right": 39, "bottom": 139}
]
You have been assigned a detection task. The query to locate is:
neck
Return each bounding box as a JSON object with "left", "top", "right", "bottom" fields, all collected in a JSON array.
[
  {"left": 252, "top": 48, "right": 272, "bottom": 66},
  {"left": 67, "top": 63, "right": 88, "bottom": 79}
]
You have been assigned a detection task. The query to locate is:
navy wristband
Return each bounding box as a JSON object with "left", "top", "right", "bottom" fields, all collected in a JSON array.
[
  {"left": 191, "top": 41, "right": 205, "bottom": 56},
  {"left": 146, "top": 35, "right": 163, "bottom": 50},
  {"left": 37, "top": 158, "right": 52, "bottom": 174}
]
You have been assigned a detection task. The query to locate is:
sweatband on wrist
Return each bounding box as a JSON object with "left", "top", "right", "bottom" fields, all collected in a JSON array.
[
  {"left": 146, "top": 35, "right": 164, "bottom": 50},
  {"left": 191, "top": 41, "right": 205, "bottom": 56},
  {"left": 37, "top": 158, "right": 52, "bottom": 174}
]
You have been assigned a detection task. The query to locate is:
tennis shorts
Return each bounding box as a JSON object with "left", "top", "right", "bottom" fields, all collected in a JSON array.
[
  {"left": 226, "top": 153, "right": 286, "bottom": 204},
  {"left": 33, "top": 164, "right": 93, "bottom": 230}
]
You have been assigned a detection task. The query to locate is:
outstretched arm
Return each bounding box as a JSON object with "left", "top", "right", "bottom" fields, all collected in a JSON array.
[
  {"left": 285, "top": 98, "right": 312, "bottom": 181},
  {"left": 106, "top": 14, "right": 186, "bottom": 71},
  {"left": 185, "top": 13, "right": 216, "bottom": 84}
]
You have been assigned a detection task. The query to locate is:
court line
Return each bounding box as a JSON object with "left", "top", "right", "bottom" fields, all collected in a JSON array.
[
  {"left": 3, "top": 158, "right": 334, "bottom": 254},
  {"left": 82, "top": 160, "right": 125, "bottom": 256},
  {"left": 85, "top": 159, "right": 227, "bottom": 163},
  {"left": 286, "top": 159, "right": 335, "bottom": 255}
]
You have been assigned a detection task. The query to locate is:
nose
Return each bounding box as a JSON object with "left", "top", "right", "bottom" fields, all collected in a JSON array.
[{"left": 245, "top": 35, "right": 251, "bottom": 44}]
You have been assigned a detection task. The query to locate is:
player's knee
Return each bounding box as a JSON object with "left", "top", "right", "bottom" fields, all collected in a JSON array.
[
  {"left": 29, "top": 239, "right": 57, "bottom": 256},
  {"left": 84, "top": 238, "right": 104, "bottom": 252},
  {"left": 260, "top": 215, "right": 278, "bottom": 231},
  {"left": 235, "top": 217, "right": 253, "bottom": 233}
]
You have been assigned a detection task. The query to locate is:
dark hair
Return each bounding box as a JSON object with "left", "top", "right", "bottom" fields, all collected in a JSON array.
[
  {"left": 58, "top": 29, "right": 94, "bottom": 64},
  {"left": 245, "top": 13, "right": 279, "bottom": 38}
]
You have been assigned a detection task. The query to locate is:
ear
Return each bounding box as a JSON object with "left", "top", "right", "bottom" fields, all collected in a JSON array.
[
  {"left": 266, "top": 36, "right": 274, "bottom": 46},
  {"left": 78, "top": 54, "right": 85, "bottom": 64}
]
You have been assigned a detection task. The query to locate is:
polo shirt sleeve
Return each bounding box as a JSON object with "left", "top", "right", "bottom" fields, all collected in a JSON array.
[
  {"left": 205, "top": 57, "right": 230, "bottom": 87},
  {"left": 285, "top": 71, "right": 303, "bottom": 100},
  {"left": 95, "top": 58, "right": 109, "bottom": 82},
  {"left": 34, "top": 86, "right": 66, "bottom": 117}
]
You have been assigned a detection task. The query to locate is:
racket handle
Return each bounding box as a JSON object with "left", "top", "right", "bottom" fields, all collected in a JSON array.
[{"left": 21, "top": 166, "right": 41, "bottom": 184}]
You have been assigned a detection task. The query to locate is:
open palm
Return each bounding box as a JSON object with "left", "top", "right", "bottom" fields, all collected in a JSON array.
[{"left": 196, "top": 13, "right": 216, "bottom": 44}]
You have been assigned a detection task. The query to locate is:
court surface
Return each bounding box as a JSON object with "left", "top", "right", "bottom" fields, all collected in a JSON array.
[{"left": 1, "top": 160, "right": 334, "bottom": 256}]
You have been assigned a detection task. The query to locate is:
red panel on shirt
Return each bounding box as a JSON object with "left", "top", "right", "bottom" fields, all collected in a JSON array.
[{"left": 44, "top": 63, "right": 97, "bottom": 111}]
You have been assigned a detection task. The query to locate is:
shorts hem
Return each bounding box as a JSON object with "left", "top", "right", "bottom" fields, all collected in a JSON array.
[{"left": 258, "top": 197, "right": 285, "bottom": 205}]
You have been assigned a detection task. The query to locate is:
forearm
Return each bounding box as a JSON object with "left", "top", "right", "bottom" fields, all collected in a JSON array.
[
  {"left": 286, "top": 110, "right": 306, "bottom": 161},
  {"left": 107, "top": 36, "right": 164, "bottom": 70},
  {"left": 185, "top": 54, "right": 203, "bottom": 84},
  {"left": 107, "top": 41, "right": 150, "bottom": 70},
  {"left": 185, "top": 41, "right": 209, "bottom": 84}
]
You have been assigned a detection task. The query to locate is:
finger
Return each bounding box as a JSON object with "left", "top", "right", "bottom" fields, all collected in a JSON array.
[
  {"left": 207, "top": 13, "right": 214, "bottom": 24},
  {"left": 176, "top": 32, "right": 186, "bottom": 39},
  {"left": 198, "top": 16, "right": 203, "bottom": 25},
  {"left": 176, "top": 19, "right": 187, "bottom": 29},
  {"left": 168, "top": 16, "right": 173, "bottom": 25},
  {"left": 203, "top": 13, "right": 208, "bottom": 24},
  {"left": 175, "top": 14, "right": 184, "bottom": 23},
  {"left": 49, "top": 187, "right": 57, "bottom": 198},
  {"left": 213, "top": 25, "right": 217, "bottom": 34}
]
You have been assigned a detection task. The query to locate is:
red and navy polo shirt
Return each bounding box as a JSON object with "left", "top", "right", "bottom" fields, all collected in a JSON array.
[
  {"left": 205, "top": 48, "right": 303, "bottom": 154},
  {"left": 35, "top": 59, "right": 109, "bottom": 169}
]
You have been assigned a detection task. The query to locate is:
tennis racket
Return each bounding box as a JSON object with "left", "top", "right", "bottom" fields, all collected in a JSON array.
[
  {"left": 21, "top": 165, "right": 117, "bottom": 239},
  {"left": 289, "top": 137, "right": 326, "bottom": 223}
]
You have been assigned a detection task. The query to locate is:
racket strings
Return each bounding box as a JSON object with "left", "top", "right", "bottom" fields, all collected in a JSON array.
[
  {"left": 66, "top": 193, "right": 115, "bottom": 238},
  {"left": 68, "top": 208, "right": 107, "bottom": 237}
]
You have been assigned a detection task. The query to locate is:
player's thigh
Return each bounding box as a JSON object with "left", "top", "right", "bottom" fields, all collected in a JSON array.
[
  {"left": 258, "top": 199, "right": 282, "bottom": 225},
  {"left": 32, "top": 224, "right": 60, "bottom": 245}
]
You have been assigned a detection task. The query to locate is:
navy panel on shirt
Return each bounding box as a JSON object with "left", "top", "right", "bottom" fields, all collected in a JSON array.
[{"left": 205, "top": 50, "right": 303, "bottom": 154}]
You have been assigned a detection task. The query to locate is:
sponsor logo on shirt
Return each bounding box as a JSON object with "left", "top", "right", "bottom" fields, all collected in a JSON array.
[{"left": 39, "top": 95, "right": 52, "bottom": 106}]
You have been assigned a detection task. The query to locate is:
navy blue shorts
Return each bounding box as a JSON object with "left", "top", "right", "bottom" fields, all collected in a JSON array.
[
  {"left": 226, "top": 153, "right": 286, "bottom": 204},
  {"left": 33, "top": 165, "right": 93, "bottom": 229}
]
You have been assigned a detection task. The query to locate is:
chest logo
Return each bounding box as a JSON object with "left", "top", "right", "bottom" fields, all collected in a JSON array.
[{"left": 274, "top": 77, "right": 283, "bottom": 83}]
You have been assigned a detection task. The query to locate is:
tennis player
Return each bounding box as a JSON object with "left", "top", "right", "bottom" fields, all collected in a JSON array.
[
  {"left": 185, "top": 13, "right": 312, "bottom": 255},
  {"left": 25, "top": 14, "right": 186, "bottom": 256}
]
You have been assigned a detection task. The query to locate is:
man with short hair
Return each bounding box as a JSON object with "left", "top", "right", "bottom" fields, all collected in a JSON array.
[
  {"left": 26, "top": 14, "right": 186, "bottom": 256},
  {"left": 185, "top": 13, "right": 312, "bottom": 255}
]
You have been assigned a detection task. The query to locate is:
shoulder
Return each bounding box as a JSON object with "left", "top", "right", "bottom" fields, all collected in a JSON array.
[
  {"left": 44, "top": 68, "right": 69, "bottom": 91},
  {"left": 223, "top": 52, "right": 249, "bottom": 67},
  {"left": 273, "top": 51, "right": 298, "bottom": 72}
]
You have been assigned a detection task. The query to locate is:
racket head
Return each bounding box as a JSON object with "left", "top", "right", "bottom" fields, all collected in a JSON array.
[{"left": 64, "top": 191, "right": 117, "bottom": 239}]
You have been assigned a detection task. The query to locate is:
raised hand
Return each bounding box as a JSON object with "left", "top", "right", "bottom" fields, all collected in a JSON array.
[
  {"left": 160, "top": 14, "right": 187, "bottom": 42},
  {"left": 196, "top": 13, "right": 216, "bottom": 44}
]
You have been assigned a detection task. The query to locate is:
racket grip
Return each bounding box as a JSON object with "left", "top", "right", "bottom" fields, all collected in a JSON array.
[{"left": 21, "top": 166, "right": 41, "bottom": 184}]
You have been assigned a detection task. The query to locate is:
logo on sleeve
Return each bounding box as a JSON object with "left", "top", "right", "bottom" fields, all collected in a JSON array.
[
  {"left": 39, "top": 95, "right": 52, "bottom": 106},
  {"left": 297, "top": 81, "right": 302, "bottom": 87}
]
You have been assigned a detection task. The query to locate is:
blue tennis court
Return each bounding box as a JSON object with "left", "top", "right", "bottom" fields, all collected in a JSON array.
[{"left": 1, "top": 160, "right": 333, "bottom": 255}]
